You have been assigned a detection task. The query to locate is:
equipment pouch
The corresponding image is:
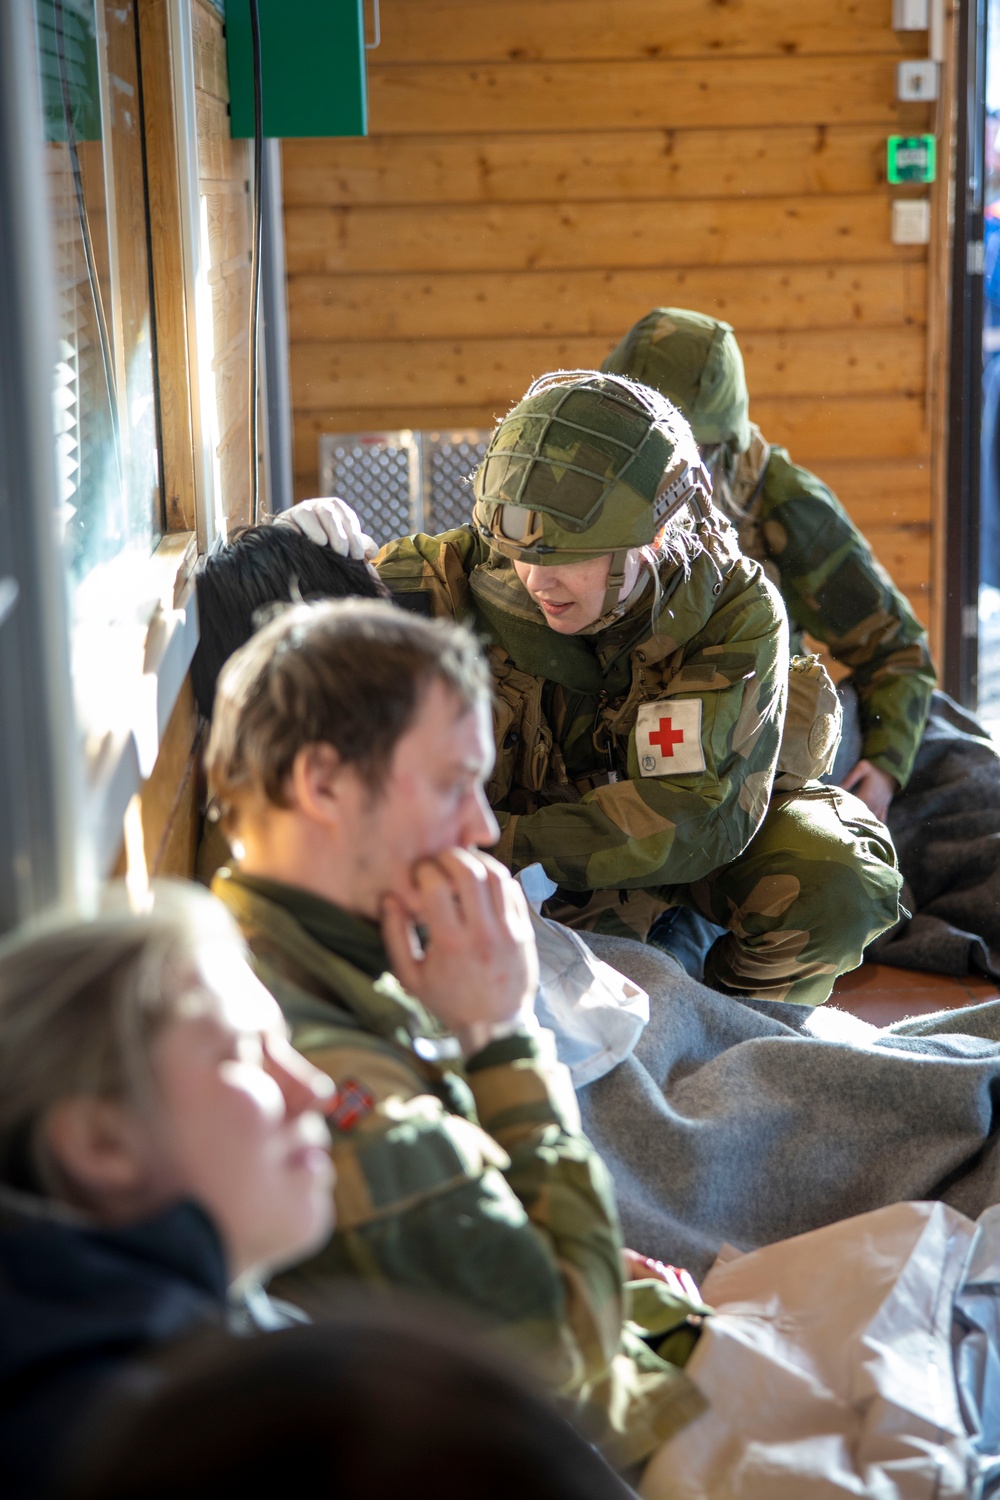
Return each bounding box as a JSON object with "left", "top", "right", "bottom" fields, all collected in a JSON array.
[
  {"left": 774, "top": 653, "right": 843, "bottom": 790},
  {"left": 486, "top": 647, "right": 555, "bottom": 804}
]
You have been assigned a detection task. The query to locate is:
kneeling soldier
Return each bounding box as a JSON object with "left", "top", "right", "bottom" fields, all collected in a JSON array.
[
  {"left": 601, "top": 309, "right": 936, "bottom": 824},
  {"left": 369, "top": 372, "right": 901, "bottom": 1005}
]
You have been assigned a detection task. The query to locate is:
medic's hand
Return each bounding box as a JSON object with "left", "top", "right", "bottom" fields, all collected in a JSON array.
[
  {"left": 839, "top": 759, "right": 897, "bottom": 824},
  {"left": 273, "top": 497, "right": 378, "bottom": 560},
  {"left": 622, "top": 1249, "right": 702, "bottom": 1303},
  {"left": 381, "top": 849, "right": 539, "bottom": 1053}
]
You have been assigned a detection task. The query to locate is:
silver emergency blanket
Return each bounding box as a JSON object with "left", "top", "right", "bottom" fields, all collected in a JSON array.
[{"left": 640, "top": 1200, "right": 1000, "bottom": 1499}]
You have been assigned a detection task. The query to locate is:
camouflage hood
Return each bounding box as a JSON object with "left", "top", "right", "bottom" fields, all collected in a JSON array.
[{"left": 601, "top": 309, "right": 752, "bottom": 455}]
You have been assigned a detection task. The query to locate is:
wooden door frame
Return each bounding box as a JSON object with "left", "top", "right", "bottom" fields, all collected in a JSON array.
[{"left": 942, "top": 0, "right": 988, "bottom": 704}]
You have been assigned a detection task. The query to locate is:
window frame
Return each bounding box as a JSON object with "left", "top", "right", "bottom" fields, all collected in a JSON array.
[
  {"left": 2, "top": 0, "right": 254, "bottom": 915},
  {"left": 0, "top": 1, "right": 87, "bottom": 932},
  {"left": 69, "top": 0, "right": 217, "bottom": 878}
]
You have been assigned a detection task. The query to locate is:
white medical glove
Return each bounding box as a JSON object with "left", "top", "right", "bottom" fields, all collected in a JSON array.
[{"left": 273, "top": 497, "right": 378, "bottom": 560}]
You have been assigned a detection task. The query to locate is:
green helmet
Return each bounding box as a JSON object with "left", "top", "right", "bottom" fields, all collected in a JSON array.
[
  {"left": 472, "top": 370, "right": 708, "bottom": 614},
  {"left": 601, "top": 309, "right": 751, "bottom": 454}
]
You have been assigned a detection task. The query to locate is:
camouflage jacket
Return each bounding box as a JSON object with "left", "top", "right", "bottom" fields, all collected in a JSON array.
[
  {"left": 211, "top": 868, "right": 707, "bottom": 1467},
  {"left": 376, "top": 522, "right": 787, "bottom": 901},
  {"left": 722, "top": 427, "right": 935, "bottom": 788}
]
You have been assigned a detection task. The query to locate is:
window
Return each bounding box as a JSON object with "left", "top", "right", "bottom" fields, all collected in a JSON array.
[
  {"left": 34, "top": 0, "right": 175, "bottom": 766},
  {"left": 37, "top": 1, "right": 163, "bottom": 582},
  {"left": 26, "top": 0, "right": 210, "bottom": 881}
]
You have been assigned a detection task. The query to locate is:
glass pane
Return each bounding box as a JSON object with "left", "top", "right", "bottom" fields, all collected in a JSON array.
[
  {"left": 982, "top": 0, "right": 1000, "bottom": 733},
  {"left": 33, "top": 0, "right": 162, "bottom": 625}
]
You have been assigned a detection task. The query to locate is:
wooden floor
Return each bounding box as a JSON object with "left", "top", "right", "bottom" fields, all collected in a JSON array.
[{"left": 832, "top": 963, "right": 999, "bottom": 1028}]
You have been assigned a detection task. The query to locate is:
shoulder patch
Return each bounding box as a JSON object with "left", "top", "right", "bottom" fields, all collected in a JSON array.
[
  {"left": 636, "top": 699, "right": 706, "bottom": 777},
  {"left": 328, "top": 1078, "right": 376, "bottom": 1133}
]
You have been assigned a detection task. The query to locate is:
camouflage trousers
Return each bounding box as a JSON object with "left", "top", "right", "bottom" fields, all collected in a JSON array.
[{"left": 543, "top": 784, "right": 902, "bottom": 1007}]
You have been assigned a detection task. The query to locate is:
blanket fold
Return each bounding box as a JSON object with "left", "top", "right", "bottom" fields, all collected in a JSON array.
[{"left": 578, "top": 934, "right": 1000, "bottom": 1278}]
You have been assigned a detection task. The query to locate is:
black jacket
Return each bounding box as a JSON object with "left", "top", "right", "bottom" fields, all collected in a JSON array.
[{"left": 0, "top": 1189, "right": 286, "bottom": 1498}]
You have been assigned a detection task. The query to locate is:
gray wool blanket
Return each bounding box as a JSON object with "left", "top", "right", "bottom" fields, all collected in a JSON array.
[{"left": 578, "top": 933, "right": 1000, "bottom": 1278}]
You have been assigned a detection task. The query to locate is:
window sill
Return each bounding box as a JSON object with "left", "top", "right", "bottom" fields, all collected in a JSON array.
[{"left": 82, "top": 532, "right": 200, "bottom": 875}]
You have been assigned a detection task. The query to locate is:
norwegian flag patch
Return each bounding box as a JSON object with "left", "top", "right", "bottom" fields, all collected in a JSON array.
[
  {"left": 636, "top": 699, "right": 705, "bottom": 777},
  {"left": 328, "top": 1078, "right": 375, "bottom": 1133}
]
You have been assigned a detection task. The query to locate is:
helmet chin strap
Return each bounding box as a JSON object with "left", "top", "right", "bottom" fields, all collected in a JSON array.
[
  {"left": 618, "top": 549, "right": 644, "bottom": 600},
  {"left": 576, "top": 548, "right": 659, "bottom": 637},
  {"left": 603, "top": 547, "right": 633, "bottom": 616}
]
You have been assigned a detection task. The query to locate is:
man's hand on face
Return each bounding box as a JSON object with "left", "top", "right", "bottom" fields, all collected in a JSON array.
[
  {"left": 839, "top": 759, "right": 897, "bottom": 825},
  {"left": 381, "top": 849, "right": 539, "bottom": 1053}
]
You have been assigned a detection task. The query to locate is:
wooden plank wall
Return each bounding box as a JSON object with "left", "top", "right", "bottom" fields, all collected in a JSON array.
[
  {"left": 283, "top": 0, "right": 938, "bottom": 630},
  {"left": 192, "top": 0, "right": 255, "bottom": 533}
]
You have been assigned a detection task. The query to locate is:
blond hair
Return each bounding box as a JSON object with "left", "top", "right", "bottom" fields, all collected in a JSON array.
[{"left": 0, "top": 883, "right": 242, "bottom": 1196}]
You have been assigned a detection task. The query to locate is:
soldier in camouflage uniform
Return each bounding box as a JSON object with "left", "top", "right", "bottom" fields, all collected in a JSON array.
[
  {"left": 205, "top": 598, "right": 708, "bottom": 1472},
  {"left": 375, "top": 371, "right": 902, "bottom": 1005},
  {"left": 602, "top": 309, "right": 937, "bottom": 822}
]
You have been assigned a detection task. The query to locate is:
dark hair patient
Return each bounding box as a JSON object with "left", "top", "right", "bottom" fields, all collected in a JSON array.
[{"left": 191, "top": 524, "right": 387, "bottom": 720}]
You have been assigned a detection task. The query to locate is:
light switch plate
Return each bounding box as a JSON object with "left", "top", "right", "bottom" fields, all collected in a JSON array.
[
  {"left": 891, "top": 199, "right": 931, "bottom": 244},
  {"left": 892, "top": 0, "right": 929, "bottom": 28},
  {"left": 897, "top": 60, "right": 939, "bottom": 100}
]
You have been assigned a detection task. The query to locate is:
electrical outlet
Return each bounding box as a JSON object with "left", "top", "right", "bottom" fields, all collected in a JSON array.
[
  {"left": 891, "top": 199, "right": 931, "bottom": 245},
  {"left": 897, "top": 60, "right": 939, "bottom": 100},
  {"left": 892, "top": 0, "right": 929, "bottom": 28}
]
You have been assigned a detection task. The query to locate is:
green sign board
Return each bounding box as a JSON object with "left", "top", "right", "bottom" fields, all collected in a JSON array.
[
  {"left": 226, "top": 0, "right": 368, "bottom": 139},
  {"left": 887, "top": 134, "right": 936, "bottom": 185}
]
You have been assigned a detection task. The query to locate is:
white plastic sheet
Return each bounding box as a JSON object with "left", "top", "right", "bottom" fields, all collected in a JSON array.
[{"left": 517, "top": 865, "right": 650, "bottom": 1086}]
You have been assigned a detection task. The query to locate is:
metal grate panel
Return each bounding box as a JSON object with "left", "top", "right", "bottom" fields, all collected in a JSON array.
[
  {"left": 423, "top": 429, "right": 492, "bottom": 534},
  {"left": 317, "top": 431, "right": 420, "bottom": 546},
  {"left": 318, "top": 427, "right": 494, "bottom": 544}
]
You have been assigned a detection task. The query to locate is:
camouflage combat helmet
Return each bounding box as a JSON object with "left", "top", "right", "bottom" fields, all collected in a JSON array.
[
  {"left": 601, "top": 309, "right": 752, "bottom": 455},
  {"left": 472, "top": 370, "right": 710, "bottom": 616}
]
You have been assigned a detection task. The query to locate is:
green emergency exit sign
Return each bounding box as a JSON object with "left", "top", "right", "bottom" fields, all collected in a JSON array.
[{"left": 887, "top": 135, "right": 936, "bottom": 185}]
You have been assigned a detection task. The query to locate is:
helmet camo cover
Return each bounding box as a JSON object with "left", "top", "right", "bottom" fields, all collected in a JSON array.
[{"left": 472, "top": 370, "right": 707, "bottom": 564}]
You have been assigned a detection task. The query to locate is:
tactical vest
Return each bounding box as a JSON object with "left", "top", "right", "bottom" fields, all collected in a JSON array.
[
  {"left": 473, "top": 501, "right": 838, "bottom": 806},
  {"left": 469, "top": 525, "right": 759, "bottom": 813}
]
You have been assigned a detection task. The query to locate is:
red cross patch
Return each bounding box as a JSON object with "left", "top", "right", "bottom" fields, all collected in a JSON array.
[
  {"left": 635, "top": 700, "right": 705, "bottom": 777},
  {"left": 327, "top": 1078, "right": 375, "bottom": 1133}
]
